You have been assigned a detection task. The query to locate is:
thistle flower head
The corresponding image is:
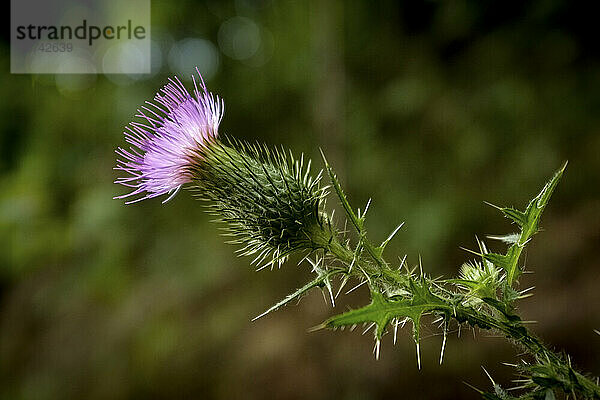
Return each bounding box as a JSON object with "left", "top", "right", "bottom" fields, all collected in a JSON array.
[
  {"left": 114, "top": 69, "right": 335, "bottom": 267},
  {"left": 190, "top": 139, "right": 332, "bottom": 268},
  {"left": 459, "top": 260, "right": 500, "bottom": 284},
  {"left": 115, "top": 68, "right": 224, "bottom": 203},
  {"left": 458, "top": 260, "right": 502, "bottom": 303}
]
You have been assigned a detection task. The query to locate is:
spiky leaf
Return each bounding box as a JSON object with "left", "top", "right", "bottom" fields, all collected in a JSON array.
[
  {"left": 323, "top": 279, "right": 445, "bottom": 342},
  {"left": 485, "top": 163, "right": 567, "bottom": 286}
]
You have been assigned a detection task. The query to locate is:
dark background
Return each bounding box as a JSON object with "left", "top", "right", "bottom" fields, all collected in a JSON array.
[{"left": 2, "top": 1, "right": 599, "bottom": 399}]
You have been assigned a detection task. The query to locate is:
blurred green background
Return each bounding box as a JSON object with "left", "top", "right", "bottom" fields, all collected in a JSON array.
[{"left": 2, "top": 1, "right": 599, "bottom": 399}]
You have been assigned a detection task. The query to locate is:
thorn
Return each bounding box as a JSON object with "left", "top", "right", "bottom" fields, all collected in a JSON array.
[
  {"left": 509, "top": 385, "right": 528, "bottom": 391},
  {"left": 520, "top": 286, "right": 536, "bottom": 295},
  {"left": 251, "top": 313, "right": 267, "bottom": 322},
  {"left": 374, "top": 339, "right": 381, "bottom": 360},
  {"left": 318, "top": 148, "right": 328, "bottom": 166},
  {"left": 362, "top": 322, "right": 376, "bottom": 335},
  {"left": 475, "top": 235, "right": 483, "bottom": 253},
  {"left": 519, "top": 320, "right": 538, "bottom": 324},
  {"left": 440, "top": 322, "right": 448, "bottom": 365},
  {"left": 381, "top": 222, "right": 405, "bottom": 249},
  {"left": 307, "top": 323, "right": 327, "bottom": 333},
  {"left": 346, "top": 256, "right": 357, "bottom": 275},
  {"left": 335, "top": 276, "right": 349, "bottom": 299},
  {"left": 325, "top": 278, "right": 335, "bottom": 307},
  {"left": 398, "top": 254, "right": 408, "bottom": 270},
  {"left": 307, "top": 256, "right": 320, "bottom": 272},
  {"left": 522, "top": 269, "right": 534, "bottom": 274},
  {"left": 297, "top": 252, "right": 312, "bottom": 266},
  {"left": 518, "top": 293, "right": 535, "bottom": 300},
  {"left": 364, "top": 198, "right": 372, "bottom": 217},
  {"left": 346, "top": 279, "right": 368, "bottom": 295},
  {"left": 321, "top": 288, "right": 329, "bottom": 306},
  {"left": 393, "top": 319, "right": 399, "bottom": 345},
  {"left": 460, "top": 247, "right": 482, "bottom": 257},
  {"left": 357, "top": 265, "right": 372, "bottom": 283},
  {"left": 483, "top": 201, "right": 503, "bottom": 211},
  {"left": 255, "top": 262, "right": 272, "bottom": 272},
  {"left": 463, "top": 381, "right": 484, "bottom": 394},
  {"left": 416, "top": 342, "right": 421, "bottom": 370},
  {"left": 418, "top": 255, "right": 424, "bottom": 277},
  {"left": 481, "top": 366, "right": 496, "bottom": 385}
]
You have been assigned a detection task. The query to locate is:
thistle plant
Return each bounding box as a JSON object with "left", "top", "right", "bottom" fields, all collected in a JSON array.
[{"left": 115, "top": 70, "right": 600, "bottom": 399}]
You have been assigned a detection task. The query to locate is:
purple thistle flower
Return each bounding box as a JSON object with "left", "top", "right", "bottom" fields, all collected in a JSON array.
[{"left": 114, "top": 68, "right": 224, "bottom": 204}]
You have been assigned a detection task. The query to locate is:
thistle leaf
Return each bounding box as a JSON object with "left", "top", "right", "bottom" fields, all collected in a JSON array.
[
  {"left": 483, "top": 163, "right": 567, "bottom": 287},
  {"left": 483, "top": 252, "right": 512, "bottom": 273},
  {"left": 323, "top": 279, "right": 445, "bottom": 342},
  {"left": 520, "top": 162, "right": 567, "bottom": 244},
  {"left": 502, "top": 207, "right": 528, "bottom": 227}
]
